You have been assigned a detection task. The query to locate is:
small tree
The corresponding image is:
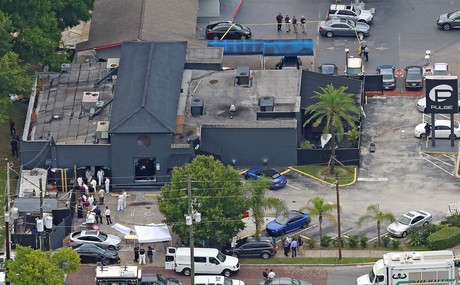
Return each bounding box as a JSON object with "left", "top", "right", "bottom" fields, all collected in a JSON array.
[
  {"left": 6, "top": 245, "right": 80, "bottom": 285},
  {"left": 300, "top": 196, "right": 337, "bottom": 239},
  {"left": 244, "top": 179, "right": 287, "bottom": 237},
  {"left": 357, "top": 204, "right": 395, "bottom": 246}
]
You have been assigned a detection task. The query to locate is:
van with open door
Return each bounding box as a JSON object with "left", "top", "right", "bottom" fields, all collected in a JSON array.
[{"left": 165, "top": 247, "right": 240, "bottom": 277}]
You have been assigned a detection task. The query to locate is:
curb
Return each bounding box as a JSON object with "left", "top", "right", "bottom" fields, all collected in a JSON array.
[{"left": 288, "top": 167, "right": 357, "bottom": 187}]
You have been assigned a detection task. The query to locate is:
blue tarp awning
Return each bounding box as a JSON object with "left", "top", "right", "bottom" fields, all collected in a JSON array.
[{"left": 207, "top": 39, "right": 314, "bottom": 56}]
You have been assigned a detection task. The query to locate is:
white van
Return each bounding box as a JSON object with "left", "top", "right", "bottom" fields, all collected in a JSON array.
[
  {"left": 195, "top": 275, "right": 245, "bottom": 285},
  {"left": 165, "top": 247, "right": 240, "bottom": 277},
  {"left": 346, "top": 57, "right": 364, "bottom": 77}
]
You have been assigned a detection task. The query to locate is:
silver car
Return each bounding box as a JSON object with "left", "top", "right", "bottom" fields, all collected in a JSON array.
[
  {"left": 69, "top": 230, "right": 122, "bottom": 250},
  {"left": 436, "top": 10, "right": 460, "bottom": 31},
  {"left": 319, "top": 18, "right": 370, "bottom": 38},
  {"left": 260, "top": 277, "right": 312, "bottom": 285},
  {"left": 387, "top": 210, "right": 432, "bottom": 238}
]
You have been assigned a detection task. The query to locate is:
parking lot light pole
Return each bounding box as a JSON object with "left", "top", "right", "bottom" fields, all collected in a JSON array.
[
  {"left": 187, "top": 175, "right": 201, "bottom": 285},
  {"left": 344, "top": 48, "right": 349, "bottom": 77}
]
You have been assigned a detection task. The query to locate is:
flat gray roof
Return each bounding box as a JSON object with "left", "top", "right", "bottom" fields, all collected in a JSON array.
[
  {"left": 32, "top": 63, "right": 114, "bottom": 144},
  {"left": 176, "top": 69, "right": 301, "bottom": 143}
]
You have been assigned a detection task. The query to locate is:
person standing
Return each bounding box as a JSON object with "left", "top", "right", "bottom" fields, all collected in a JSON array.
[
  {"left": 286, "top": 235, "right": 292, "bottom": 253},
  {"left": 122, "top": 190, "right": 127, "bottom": 209},
  {"left": 363, "top": 46, "right": 369, "bottom": 62},
  {"left": 9, "top": 119, "right": 15, "bottom": 135},
  {"left": 300, "top": 16, "right": 307, "bottom": 34},
  {"left": 147, "top": 246, "right": 154, "bottom": 263},
  {"left": 285, "top": 15, "right": 291, "bottom": 32},
  {"left": 77, "top": 176, "right": 83, "bottom": 187},
  {"left": 262, "top": 268, "right": 269, "bottom": 280},
  {"left": 98, "top": 188, "right": 105, "bottom": 205},
  {"left": 139, "top": 247, "right": 146, "bottom": 265},
  {"left": 85, "top": 168, "right": 92, "bottom": 184},
  {"left": 10, "top": 138, "right": 18, "bottom": 157},
  {"left": 105, "top": 206, "right": 112, "bottom": 224},
  {"left": 283, "top": 238, "right": 290, "bottom": 256},
  {"left": 134, "top": 245, "right": 139, "bottom": 263},
  {"left": 117, "top": 195, "right": 124, "bottom": 211},
  {"left": 94, "top": 206, "right": 102, "bottom": 224},
  {"left": 297, "top": 236, "right": 304, "bottom": 255},
  {"left": 290, "top": 238, "right": 298, "bottom": 257},
  {"left": 97, "top": 169, "right": 105, "bottom": 185},
  {"left": 268, "top": 269, "right": 276, "bottom": 280},
  {"left": 90, "top": 178, "right": 97, "bottom": 191},
  {"left": 359, "top": 39, "right": 367, "bottom": 55},
  {"left": 276, "top": 13, "right": 283, "bottom": 32},
  {"left": 105, "top": 177, "right": 110, "bottom": 193},
  {"left": 292, "top": 16, "right": 298, "bottom": 33}
]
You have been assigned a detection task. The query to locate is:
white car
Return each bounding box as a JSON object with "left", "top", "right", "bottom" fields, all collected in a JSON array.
[
  {"left": 416, "top": 97, "right": 460, "bottom": 112},
  {"left": 414, "top": 120, "right": 460, "bottom": 139},
  {"left": 387, "top": 210, "right": 432, "bottom": 238}
]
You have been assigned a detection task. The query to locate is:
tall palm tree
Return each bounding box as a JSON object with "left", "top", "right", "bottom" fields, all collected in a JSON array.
[
  {"left": 304, "top": 84, "right": 361, "bottom": 173},
  {"left": 300, "top": 196, "right": 337, "bottom": 238},
  {"left": 357, "top": 204, "right": 396, "bottom": 246},
  {"left": 244, "top": 179, "right": 287, "bottom": 237}
]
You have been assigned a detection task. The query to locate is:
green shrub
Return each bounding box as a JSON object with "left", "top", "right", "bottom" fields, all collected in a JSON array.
[
  {"left": 331, "top": 237, "right": 345, "bottom": 248},
  {"left": 441, "top": 213, "right": 460, "bottom": 228},
  {"left": 347, "top": 129, "right": 361, "bottom": 148},
  {"left": 320, "top": 235, "right": 332, "bottom": 248},
  {"left": 300, "top": 140, "right": 315, "bottom": 150},
  {"left": 409, "top": 224, "right": 442, "bottom": 247},
  {"left": 428, "top": 226, "right": 460, "bottom": 250},
  {"left": 382, "top": 236, "right": 390, "bottom": 248},
  {"left": 305, "top": 238, "right": 317, "bottom": 249},
  {"left": 391, "top": 239, "right": 401, "bottom": 249},
  {"left": 359, "top": 236, "right": 368, "bottom": 248},
  {"left": 347, "top": 235, "right": 359, "bottom": 249}
]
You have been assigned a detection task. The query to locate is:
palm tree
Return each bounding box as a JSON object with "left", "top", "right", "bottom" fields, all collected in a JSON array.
[
  {"left": 244, "top": 179, "right": 287, "bottom": 237},
  {"left": 357, "top": 204, "right": 396, "bottom": 246},
  {"left": 304, "top": 84, "right": 361, "bottom": 173},
  {"left": 299, "top": 196, "right": 337, "bottom": 238}
]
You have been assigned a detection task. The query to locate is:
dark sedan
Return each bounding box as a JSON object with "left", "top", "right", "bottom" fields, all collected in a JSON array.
[
  {"left": 266, "top": 210, "right": 310, "bottom": 236},
  {"left": 205, "top": 21, "right": 251, "bottom": 40},
  {"left": 244, "top": 168, "right": 287, "bottom": 189},
  {"left": 72, "top": 244, "right": 119, "bottom": 265},
  {"left": 319, "top": 18, "right": 370, "bottom": 38},
  {"left": 377, "top": 65, "right": 396, "bottom": 90},
  {"left": 405, "top": 66, "right": 423, "bottom": 90},
  {"left": 436, "top": 10, "right": 460, "bottom": 30}
]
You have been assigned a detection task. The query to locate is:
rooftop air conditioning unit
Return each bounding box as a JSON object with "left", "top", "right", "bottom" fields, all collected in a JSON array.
[
  {"left": 259, "top": 96, "right": 274, "bottom": 112},
  {"left": 82, "top": 92, "right": 100, "bottom": 111},
  {"left": 191, "top": 99, "right": 204, "bottom": 116},
  {"left": 61, "top": 63, "right": 71, "bottom": 73},
  {"left": 236, "top": 66, "right": 250, "bottom": 86},
  {"left": 96, "top": 121, "right": 109, "bottom": 139},
  {"left": 106, "top": 58, "right": 120, "bottom": 71}
]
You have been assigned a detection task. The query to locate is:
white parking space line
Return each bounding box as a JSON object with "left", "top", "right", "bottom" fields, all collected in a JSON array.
[
  {"left": 419, "top": 152, "right": 454, "bottom": 176},
  {"left": 286, "top": 184, "right": 301, "bottom": 190},
  {"left": 367, "top": 232, "right": 388, "bottom": 243},
  {"left": 131, "top": 207, "right": 136, "bottom": 217}
]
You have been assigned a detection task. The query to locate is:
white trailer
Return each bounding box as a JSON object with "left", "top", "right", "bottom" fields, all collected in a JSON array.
[{"left": 357, "top": 250, "right": 459, "bottom": 285}]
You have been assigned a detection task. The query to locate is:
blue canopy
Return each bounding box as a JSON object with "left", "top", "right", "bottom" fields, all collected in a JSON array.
[{"left": 207, "top": 39, "right": 314, "bottom": 56}]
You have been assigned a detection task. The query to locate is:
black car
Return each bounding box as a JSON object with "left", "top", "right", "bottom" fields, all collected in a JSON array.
[
  {"left": 223, "top": 236, "right": 277, "bottom": 259},
  {"left": 405, "top": 66, "right": 423, "bottom": 90},
  {"left": 72, "top": 244, "right": 119, "bottom": 265},
  {"left": 205, "top": 21, "right": 251, "bottom": 40},
  {"left": 140, "top": 273, "right": 183, "bottom": 285},
  {"left": 377, "top": 65, "right": 396, "bottom": 90},
  {"left": 275, "top": 56, "right": 302, "bottom": 70}
]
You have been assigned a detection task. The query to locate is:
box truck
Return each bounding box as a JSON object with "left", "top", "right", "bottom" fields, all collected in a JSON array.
[
  {"left": 357, "top": 250, "right": 460, "bottom": 285},
  {"left": 95, "top": 265, "right": 182, "bottom": 285},
  {"left": 165, "top": 247, "right": 240, "bottom": 277}
]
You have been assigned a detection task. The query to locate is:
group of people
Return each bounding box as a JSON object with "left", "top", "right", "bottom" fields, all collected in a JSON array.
[
  {"left": 134, "top": 245, "right": 154, "bottom": 264},
  {"left": 276, "top": 13, "right": 307, "bottom": 34},
  {"left": 262, "top": 269, "right": 276, "bottom": 281},
  {"left": 283, "top": 235, "right": 304, "bottom": 257},
  {"left": 359, "top": 39, "right": 370, "bottom": 62},
  {"left": 117, "top": 190, "right": 128, "bottom": 211}
]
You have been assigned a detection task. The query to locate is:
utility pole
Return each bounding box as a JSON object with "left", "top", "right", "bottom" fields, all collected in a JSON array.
[
  {"left": 39, "top": 178, "right": 44, "bottom": 251},
  {"left": 188, "top": 175, "right": 195, "bottom": 285},
  {"left": 5, "top": 161, "right": 11, "bottom": 285},
  {"left": 335, "top": 172, "right": 342, "bottom": 260}
]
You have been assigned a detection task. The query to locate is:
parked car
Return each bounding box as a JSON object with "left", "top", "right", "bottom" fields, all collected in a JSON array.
[
  {"left": 244, "top": 168, "right": 287, "bottom": 189},
  {"left": 260, "top": 277, "right": 312, "bottom": 285},
  {"left": 327, "top": 4, "right": 374, "bottom": 24},
  {"left": 223, "top": 236, "right": 277, "bottom": 259},
  {"left": 69, "top": 230, "right": 122, "bottom": 250},
  {"left": 141, "top": 273, "right": 183, "bottom": 285},
  {"left": 414, "top": 120, "right": 460, "bottom": 139},
  {"left": 195, "top": 276, "right": 244, "bottom": 285},
  {"left": 276, "top": 56, "right": 302, "bottom": 70},
  {"left": 377, "top": 65, "right": 396, "bottom": 90},
  {"left": 72, "top": 244, "right": 120, "bottom": 265},
  {"left": 319, "top": 64, "right": 338, "bottom": 75},
  {"left": 266, "top": 210, "right": 310, "bottom": 236},
  {"left": 416, "top": 97, "right": 460, "bottom": 112},
  {"left": 405, "top": 66, "right": 423, "bottom": 90},
  {"left": 346, "top": 56, "right": 364, "bottom": 76},
  {"left": 319, "top": 18, "right": 370, "bottom": 38},
  {"left": 205, "top": 21, "right": 251, "bottom": 40},
  {"left": 387, "top": 210, "right": 432, "bottom": 238},
  {"left": 436, "top": 10, "right": 460, "bottom": 30}
]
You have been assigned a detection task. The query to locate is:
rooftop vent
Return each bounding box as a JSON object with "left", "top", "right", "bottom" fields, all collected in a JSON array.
[
  {"left": 106, "top": 58, "right": 120, "bottom": 70},
  {"left": 259, "top": 96, "right": 274, "bottom": 112},
  {"left": 191, "top": 99, "right": 204, "bottom": 116},
  {"left": 61, "top": 63, "right": 71, "bottom": 73},
  {"left": 236, "top": 66, "right": 250, "bottom": 86},
  {"left": 96, "top": 121, "right": 109, "bottom": 139},
  {"left": 82, "top": 92, "right": 100, "bottom": 112}
]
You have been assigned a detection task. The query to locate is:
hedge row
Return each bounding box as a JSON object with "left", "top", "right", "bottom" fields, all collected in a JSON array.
[{"left": 428, "top": 226, "right": 460, "bottom": 250}]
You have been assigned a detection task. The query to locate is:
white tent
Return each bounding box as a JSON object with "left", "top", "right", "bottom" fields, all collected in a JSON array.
[{"left": 134, "top": 223, "right": 172, "bottom": 243}]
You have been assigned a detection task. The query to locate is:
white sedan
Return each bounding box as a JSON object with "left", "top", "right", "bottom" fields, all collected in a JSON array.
[
  {"left": 387, "top": 210, "right": 432, "bottom": 238},
  {"left": 414, "top": 120, "right": 460, "bottom": 139},
  {"left": 416, "top": 97, "right": 460, "bottom": 112}
]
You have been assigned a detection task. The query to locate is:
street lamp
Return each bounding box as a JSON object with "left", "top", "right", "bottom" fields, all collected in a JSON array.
[
  {"left": 186, "top": 175, "right": 201, "bottom": 285},
  {"left": 344, "top": 48, "right": 350, "bottom": 76}
]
